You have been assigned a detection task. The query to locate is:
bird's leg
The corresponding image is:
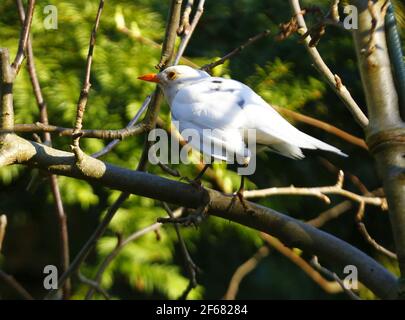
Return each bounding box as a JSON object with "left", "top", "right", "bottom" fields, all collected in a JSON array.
[
  {"left": 181, "top": 163, "right": 210, "bottom": 189},
  {"left": 235, "top": 175, "right": 250, "bottom": 212},
  {"left": 158, "top": 206, "right": 208, "bottom": 227}
]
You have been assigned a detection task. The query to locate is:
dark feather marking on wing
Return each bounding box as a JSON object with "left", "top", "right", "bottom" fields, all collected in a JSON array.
[{"left": 237, "top": 98, "right": 245, "bottom": 108}]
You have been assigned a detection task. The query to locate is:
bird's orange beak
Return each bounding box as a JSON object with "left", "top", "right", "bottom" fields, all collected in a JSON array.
[{"left": 137, "top": 73, "right": 160, "bottom": 83}]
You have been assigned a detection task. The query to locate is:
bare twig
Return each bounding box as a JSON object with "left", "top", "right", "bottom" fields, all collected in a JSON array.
[
  {"left": 156, "top": 0, "right": 183, "bottom": 69},
  {"left": 223, "top": 246, "right": 270, "bottom": 300},
  {"left": 11, "top": 0, "right": 35, "bottom": 73},
  {"left": 45, "top": 192, "right": 129, "bottom": 299},
  {"left": 274, "top": 106, "right": 368, "bottom": 150},
  {"left": 77, "top": 271, "right": 110, "bottom": 300},
  {"left": 0, "top": 269, "right": 34, "bottom": 300},
  {"left": 261, "top": 234, "right": 345, "bottom": 294},
  {"left": 116, "top": 22, "right": 197, "bottom": 68},
  {"left": 289, "top": 0, "right": 369, "bottom": 128},
  {"left": 85, "top": 209, "right": 183, "bottom": 299},
  {"left": 329, "top": 0, "right": 340, "bottom": 23},
  {"left": 49, "top": 174, "right": 71, "bottom": 297},
  {"left": 307, "top": 200, "right": 353, "bottom": 228},
  {"left": 0, "top": 214, "right": 33, "bottom": 299},
  {"left": 310, "top": 256, "right": 361, "bottom": 300},
  {"left": 0, "top": 214, "right": 7, "bottom": 252},
  {"left": 317, "top": 157, "right": 371, "bottom": 195},
  {"left": 201, "top": 30, "right": 271, "bottom": 72},
  {"left": 355, "top": 202, "right": 397, "bottom": 259},
  {"left": 92, "top": 96, "right": 151, "bottom": 158},
  {"left": 357, "top": 222, "right": 397, "bottom": 259},
  {"left": 177, "top": 0, "right": 194, "bottom": 35},
  {"left": 8, "top": 122, "right": 146, "bottom": 139},
  {"left": 162, "top": 202, "right": 199, "bottom": 300},
  {"left": 0, "top": 49, "right": 15, "bottom": 130},
  {"left": 174, "top": 0, "right": 205, "bottom": 65},
  {"left": 16, "top": 0, "right": 71, "bottom": 298},
  {"left": 72, "top": 0, "right": 105, "bottom": 152},
  {"left": 244, "top": 170, "right": 387, "bottom": 209}
]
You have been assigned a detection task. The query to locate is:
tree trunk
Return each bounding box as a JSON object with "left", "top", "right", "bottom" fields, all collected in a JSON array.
[{"left": 351, "top": 0, "right": 405, "bottom": 295}]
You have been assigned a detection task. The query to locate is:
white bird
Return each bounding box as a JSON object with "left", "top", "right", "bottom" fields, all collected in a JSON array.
[{"left": 138, "top": 65, "right": 347, "bottom": 204}]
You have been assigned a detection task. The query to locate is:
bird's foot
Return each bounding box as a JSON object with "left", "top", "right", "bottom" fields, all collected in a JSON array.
[
  {"left": 158, "top": 206, "right": 208, "bottom": 227},
  {"left": 230, "top": 189, "right": 255, "bottom": 214},
  {"left": 180, "top": 176, "right": 204, "bottom": 191}
]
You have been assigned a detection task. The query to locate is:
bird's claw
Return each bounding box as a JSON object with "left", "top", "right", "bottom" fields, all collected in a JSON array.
[
  {"left": 230, "top": 190, "right": 255, "bottom": 215},
  {"left": 180, "top": 176, "right": 204, "bottom": 191},
  {"left": 158, "top": 206, "right": 208, "bottom": 227}
]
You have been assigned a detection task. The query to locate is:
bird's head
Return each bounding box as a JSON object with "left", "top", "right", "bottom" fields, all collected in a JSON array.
[{"left": 138, "top": 65, "right": 210, "bottom": 88}]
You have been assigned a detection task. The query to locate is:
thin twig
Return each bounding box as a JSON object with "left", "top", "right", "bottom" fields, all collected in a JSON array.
[
  {"left": 77, "top": 272, "right": 110, "bottom": 300},
  {"left": 174, "top": 0, "right": 205, "bottom": 65},
  {"left": 44, "top": 192, "right": 129, "bottom": 299},
  {"left": 317, "top": 157, "right": 371, "bottom": 195},
  {"left": 92, "top": 96, "right": 151, "bottom": 158},
  {"left": 261, "top": 234, "right": 345, "bottom": 294},
  {"left": 0, "top": 214, "right": 33, "bottom": 299},
  {"left": 201, "top": 30, "right": 271, "bottom": 72},
  {"left": 223, "top": 245, "right": 270, "bottom": 300},
  {"left": 310, "top": 256, "right": 361, "bottom": 300},
  {"left": 274, "top": 105, "right": 368, "bottom": 150},
  {"left": 11, "top": 0, "right": 35, "bottom": 73},
  {"left": 0, "top": 269, "right": 34, "bottom": 300},
  {"left": 0, "top": 49, "right": 15, "bottom": 130},
  {"left": 156, "top": 0, "right": 183, "bottom": 69},
  {"left": 244, "top": 170, "right": 387, "bottom": 209},
  {"left": 177, "top": 0, "right": 194, "bottom": 35},
  {"left": 289, "top": 0, "right": 369, "bottom": 128},
  {"left": 116, "top": 23, "right": 197, "bottom": 68},
  {"left": 85, "top": 208, "right": 183, "bottom": 299},
  {"left": 8, "top": 122, "right": 146, "bottom": 139},
  {"left": 162, "top": 202, "right": 199, "bottom": 300},
  {"left": 0, "top": 214, "right": 7, "bottom": 252},
  {"left": 307, "top": 200, "right": 353, "bottom": 228},
  {"left": 72, "top": 0, "right": 105, "bottom": 152},
  {"left": 16, "top": 0, "right": 71, "bottom": 299},
  {"left": 355, "top": 202, "right": 397, "bottom": 259}
]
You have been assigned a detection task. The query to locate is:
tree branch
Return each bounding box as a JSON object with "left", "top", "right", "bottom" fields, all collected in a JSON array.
[
  {"left": 72, "top": 0, "right": 105, "bottom": 151},
  {"left": 0, "top": 134, "right": 398, "bottom": 299},
  {"left": 16, "top": 0, "right": 71, "bottom": 298},
  {"left": 174, "top": 0, "right": 205, "bottom": 65},
  {"left": 223, "top": 245, "right": 269, "bottom": 300},
  {"left": 289, "top": 0, "right": 369, "bottom": 128},
  {"left": 201, "top": 30, "right": 271, "bottom": 72},
  {"left": 244, "top": 170, "right": 387, "bottom": 209},
  {"left": 274, "top": 105, "right": 368, "bottom": 150},
  {"left": 7, "top": 122, "right": 147, "bottom": 139},
  {"left": 0, "top": 49, "right": 15, "bottom": 130},
  {"left": 11, "top": 0, "right": 35, "bottom": 73}
]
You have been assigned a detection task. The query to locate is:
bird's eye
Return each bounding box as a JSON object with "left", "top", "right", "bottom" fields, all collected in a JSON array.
[{"left": 167, "top": 71, "right": 176, "bottom": 80}]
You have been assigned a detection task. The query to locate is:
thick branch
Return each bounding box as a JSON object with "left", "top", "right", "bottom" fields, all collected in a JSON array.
[
  {"left": 350, "top": 0, "right": 405, "bottom": 290},
  {"left": 1, "top": 134, "right": 398, "bottom": 299}
]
